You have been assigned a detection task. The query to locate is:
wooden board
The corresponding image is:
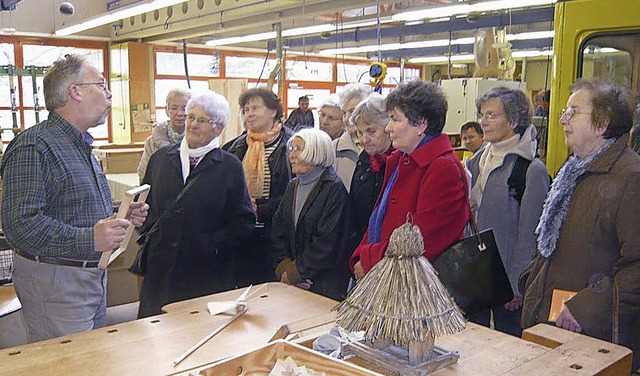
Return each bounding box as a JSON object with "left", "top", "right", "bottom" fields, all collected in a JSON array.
[
  {"left": 98, "top": 184, "right": 150, "bottom": 269},
  {"left": 198, "top": 339, "right": 382, "bottom": 376},
  {"left": 0, "top": 283, "right": 337, "bottom": 375},
  {"left": 0, "top": 286, "right": 20, "bottom": 318}
]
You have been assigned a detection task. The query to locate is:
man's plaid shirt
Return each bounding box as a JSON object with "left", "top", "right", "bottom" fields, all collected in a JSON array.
[{"left": 1, "top": 112, "right": 112, "bottom": 261}]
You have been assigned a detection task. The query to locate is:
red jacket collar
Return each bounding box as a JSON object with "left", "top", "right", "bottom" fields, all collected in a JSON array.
[{"left": 389, "top": 134, "right": 453, "bottom": 168}]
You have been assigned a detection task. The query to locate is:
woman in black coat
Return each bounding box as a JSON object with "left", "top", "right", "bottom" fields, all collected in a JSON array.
[
  {"left": 348, "top": 94, "right": 393, "bottom": 252},
  {"left": 270, "top": 128, "right": 351, "bottom": 301},
  {"left": 138, "top": 91, "right": 255, "bottom": 318}
]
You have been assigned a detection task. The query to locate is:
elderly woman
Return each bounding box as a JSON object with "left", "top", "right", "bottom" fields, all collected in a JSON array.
[
  {"left": 138, "top": 90, "right": 255, "bottom": 318},
  {"left": 348, "top": 93, "right": 393, "bottom": 250},
  {"left": 467, "top": 87, "right": 550, "bottom": 337},
  {"left": 350, "top": 80, "right": 468, "bottom": 280},
  {"left": 520, "top": 79, "right": 640, "bottom": 369},
  {"left": 333, "top": 83, "right": 371, "bottom": 191},
  {"left": 227, "top": 88, "right": 292, "bottom": 287},
  {"left": 270, "top": 128, "right": 351, "bottom": 301}
]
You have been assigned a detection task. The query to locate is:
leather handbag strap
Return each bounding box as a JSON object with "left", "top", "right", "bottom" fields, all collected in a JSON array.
[
  {"left": 141, "top": 173, "right": 202, "bottom": 240},
  {"left": 454, "top": 159, "right": 484, "bottom": 249}
]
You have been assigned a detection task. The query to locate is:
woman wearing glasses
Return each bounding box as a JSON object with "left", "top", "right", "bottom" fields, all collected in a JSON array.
[
  {"left": 137, "top": 90, "right": 255, "bottom": 318},
  {"left": 521, "top": 79, "right": 640, "bottom": 370},
  {"left": 466, "top": 87, "right": 550, "bottom": 336},
  {"left": 270, "top": 128, "right": 351, "bottom": 301}
]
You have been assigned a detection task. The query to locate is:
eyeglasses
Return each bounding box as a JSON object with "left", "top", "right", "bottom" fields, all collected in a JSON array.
[
  {"left": 76, "top": 80, "right": 108, "bottom": 91},
  {"left": 477, "top": 112, "right": 502, "bottom": 122},
  {"left": 560, "top": 108, "right": 592, "bottom": 122},
  {"left": 288, "top": 144, "right": 304, "bottom": 153},
  {"left": 187, "top": 115, "right": 214, "bottom": 126},
  {"left": 241, "top": 105, "right": 265, "bottom": 115},
  {"left": 318, "top": 111, "right": 342, "bottom": 122}
]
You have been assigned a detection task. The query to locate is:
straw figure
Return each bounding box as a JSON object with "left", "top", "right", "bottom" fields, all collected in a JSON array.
[{"left": 335, "top": 219, "right": 466, "bottom": 365}]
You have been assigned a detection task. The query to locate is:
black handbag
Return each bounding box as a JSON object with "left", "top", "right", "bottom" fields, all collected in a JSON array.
[
  {"left": 128, "top": 174, "right": 201, "bottom": 276},
  {"left": 432, "top": 165, "right": 514, "bottom": 318}
]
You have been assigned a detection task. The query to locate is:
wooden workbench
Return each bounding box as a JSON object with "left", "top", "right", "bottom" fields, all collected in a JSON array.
[
  {"left": 1, "top": 283, "right": 632, "bottom": 375},
  {"left": 0, "top": 283, "right": 337, "bottom": 375}
]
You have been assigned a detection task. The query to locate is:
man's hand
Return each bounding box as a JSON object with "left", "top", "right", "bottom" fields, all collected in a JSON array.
[
  {"left": 354, "top": 261, "right": 365, "bottom": 283},
  {"left": 504, "top": 296, "right": 523, "bottom": 311},
  {"left": 280, "top": 271, "right": 290, "bottom": 285},
  {"left": 556, "top": 306, "right": 582, "bottom": 333},
  {"left": 127, "top": 202, "right": 149, "bottom": 228},
  {"left": 94, "top": 215, "right": 131, "bottom": 252}
]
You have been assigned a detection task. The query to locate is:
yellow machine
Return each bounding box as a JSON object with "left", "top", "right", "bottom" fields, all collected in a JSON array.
[{"left": 546, "top": 0, "right": 640, "bottom": 175}]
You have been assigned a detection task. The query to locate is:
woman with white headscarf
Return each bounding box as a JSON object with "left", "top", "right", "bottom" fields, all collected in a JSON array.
[{"left": 138, "top": 90, "right": 255, "bottom": 318}]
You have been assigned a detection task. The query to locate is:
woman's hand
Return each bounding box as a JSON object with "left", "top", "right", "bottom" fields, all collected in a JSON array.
[
  {"left": 280, "top": 271, "right": 290, "bottom": 284},
  {"left": 296, "top": 279, "right": 313, "bottom": 290},
  {"left": 556, "top": 306, "right": 582, "bottom": 333},
  {"left": 354, "top": 261, "right": 365, "bottom": 282},
  {"left": 504, "top": 296, "right": 523, "bottom": 311}
]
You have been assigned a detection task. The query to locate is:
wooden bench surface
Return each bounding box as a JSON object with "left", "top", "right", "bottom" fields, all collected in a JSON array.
[
  {"left": 0, "top": 283, "right": 337, "bottom": 375},
  {"left": 0, "top": 285, "right": 21, "bottom": 318}
]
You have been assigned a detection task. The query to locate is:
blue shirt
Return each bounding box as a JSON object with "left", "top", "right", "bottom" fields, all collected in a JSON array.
[{"left": 1, "top": 112, "right": 112, "bottom": 261}]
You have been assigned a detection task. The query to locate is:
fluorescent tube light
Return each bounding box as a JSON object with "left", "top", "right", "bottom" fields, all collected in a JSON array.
[
  {"left": 409, "top": 54, "right": 475, "bottom": 64},
  {"left": 55, "top": 0, "right": 189, "bottom": 36},
  {"left": 511, "top": 50, "right": 554, "bottom": 58},
  {"left": 205, "top": 17, "right": 395, "bottom": 47},
  {"left": 393, "top": 0, "right": 557, "bottom": 22},
  {"left": 319, "top": 30, "right": 550, "bottom": 56}
]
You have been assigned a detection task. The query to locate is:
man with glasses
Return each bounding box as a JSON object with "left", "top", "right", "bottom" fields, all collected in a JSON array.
[
  {"left": 137, "top": 88, "right": 191, "bottom": 181},
  {"left": 0, "top": 54, "right": 148, "bottom": 342},
  {"left": 466, "top": 86, "right": 550, "bottom": 337},
  {"left": 318, "top": 94, "right": 345, "bottom": 141}
]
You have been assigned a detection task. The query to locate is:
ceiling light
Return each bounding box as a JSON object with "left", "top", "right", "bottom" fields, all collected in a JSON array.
[
  {"left": 511, "top": 50, "right": 554, "bottom": 58},
  {"left": 409, "top": 54, "right": 475, "bottom": 64},
  {"left": 206, "top": 32, "right": 277, "bottom": 46},
  {"left": 55, "top": 0, "right": 189, "bottom": 36},
  {"left": 319, "top": 31, "right": 548, "bottom": 56},
  {"left": 393, "top": 0, "right": 557, "bottom": 22},
  {"left": 205, "top": 17, "right": 395, "bottom": 47}
]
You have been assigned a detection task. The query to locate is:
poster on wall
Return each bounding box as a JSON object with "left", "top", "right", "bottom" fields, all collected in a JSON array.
[{"left": 131, "top": 103, "right": 153, "bottom": 133}]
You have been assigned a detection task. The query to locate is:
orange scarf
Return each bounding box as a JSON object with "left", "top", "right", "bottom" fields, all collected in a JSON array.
[{"left": 242, "top": 122, "right": 283, "bottom": 198}]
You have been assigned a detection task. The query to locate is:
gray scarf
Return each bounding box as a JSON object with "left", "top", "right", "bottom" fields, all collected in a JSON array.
[{"left": 536, "top": 138, "right": 615, "bottom": 257}]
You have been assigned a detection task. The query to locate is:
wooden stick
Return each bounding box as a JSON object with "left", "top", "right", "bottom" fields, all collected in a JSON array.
[{"left": 172, "top": 304, "right": 247, "bottom": 367}]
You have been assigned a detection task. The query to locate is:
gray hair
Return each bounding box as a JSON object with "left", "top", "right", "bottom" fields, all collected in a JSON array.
[
  {"left": 319, "top": 94, "right": 341, "bottom": 111},
  {"left": 288, "top": 128, "right": 335, "bottom": 167},
  {"left": 340, "top": 83, "right": 372, "bottom": 107},
  {"left": 186, "top": 90, "right": 230, "bottom": 127},
  {"left": 350, "top": 93, "right": 389, "bottom": 129},
  {"left": 476, "top": 87, "right": 532, "bottom": 137},
  {"left": 166, "top": 88, "right": 191, "bottom": 106},
  {"left": 44, "top": 54, "right": 89, "bottom": 111}
]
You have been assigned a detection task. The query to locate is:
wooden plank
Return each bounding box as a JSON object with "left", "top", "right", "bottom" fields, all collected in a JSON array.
[
  {"left": 522, "top": 323, "right": 580, "bottom": 349},
  {"left": 432, "top": 324, "right": 548, "bottom": 375},
  {"left": 0, "top": 286, "right": 21, "bottom": 318},
  {"left": 198, "top": 340, "right": 383, "bottom": 376},
  {"left": 98, "top": 184, "right": 150, "bottom": 269},
  {"left": 0, "top": 283, "right": 337, "bottom": 375},
  {"left": 507, "top": 334, "right": 632, "bottom": 376}
]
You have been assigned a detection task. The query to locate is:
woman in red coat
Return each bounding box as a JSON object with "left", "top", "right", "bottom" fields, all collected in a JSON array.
[{"left": 350, "top": 81, "right": 469, "bottom": 280}]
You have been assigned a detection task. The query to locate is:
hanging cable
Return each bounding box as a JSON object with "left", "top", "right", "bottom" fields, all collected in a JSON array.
[
  {"left": 182, "top": 39, "right": 191, "bottom": 89},
  {"left": 369, "top": 0, "right": 386, "bottom": 94}
]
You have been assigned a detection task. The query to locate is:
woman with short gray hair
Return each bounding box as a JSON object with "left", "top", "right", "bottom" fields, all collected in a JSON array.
[
  {"left": 138, "top": 90, "right": 255, "bottom": 318},
  {"left": 270, "top": 128, "right": 351, "bottom": 301},
  {"left": 348, "top": 94, "right": 393, "bottom": 253}
]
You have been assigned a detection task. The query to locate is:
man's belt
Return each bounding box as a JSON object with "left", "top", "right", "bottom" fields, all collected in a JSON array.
[{"left": 14, "top": 249, "right": 99, "bottom": 268}]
